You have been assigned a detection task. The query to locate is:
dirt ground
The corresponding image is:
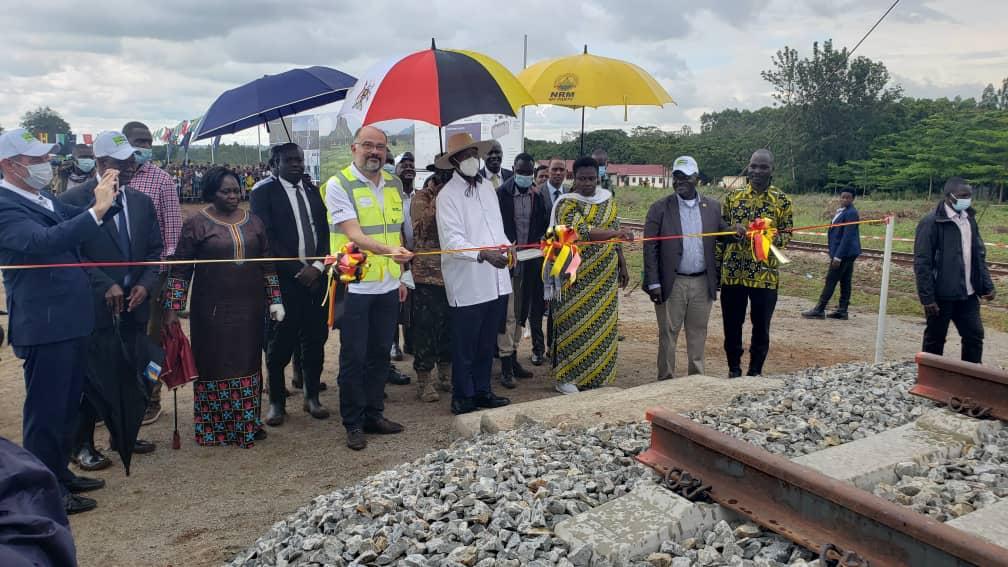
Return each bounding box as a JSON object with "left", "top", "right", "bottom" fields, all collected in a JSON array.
[{"left": 1, "top": 267, "right": 1007, "bottom": 566}]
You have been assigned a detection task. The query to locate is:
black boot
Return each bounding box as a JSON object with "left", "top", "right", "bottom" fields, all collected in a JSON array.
[
  {"left": 500, "top": 355, "right": 516, "bottom": 389},
  {"left": 801, "top": 302, "right": 827, "bottom": 319},
  {"left": 387, "top": 365, "right": 411, "bottom": 385},
  {"left": 511, "top": 354, "right": 533, "bottom": 379},
  {"left": 827, "top": 309, "right": 849, "bottom": 320}
]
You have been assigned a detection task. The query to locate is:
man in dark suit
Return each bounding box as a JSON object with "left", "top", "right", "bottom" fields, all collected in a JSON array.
[
  {"left": 0, "top": 128, "right": 119, "bottom": 515},
  {"left": 61, "top": 130, "right": 164, "bottom": 470},
  {"left": 479, "top": 140, "right": 513, "bottom": 190},
  {"left": 251, "top": 143, "right": 331, "bottom": 426},
  {"left": 644, "top": 156, "right": 740, "bottom": 380},
  {"left": 802, "top": 188, "right": 862, "bottom": 320},
  {"left": 495, "top": 152, "right": 549, "bottom": 385}
]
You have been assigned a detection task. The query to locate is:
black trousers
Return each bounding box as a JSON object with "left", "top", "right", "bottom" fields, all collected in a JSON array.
[
  {"left": 528, "top": 294, "right": 546, "bottom": 356},
  {"left": 266, "top": 282, "right": 328, "bottom": 403},
  {"left": 817, "top": 257, "right": 856, "bottom": 310},
  {"left": 14, "top": 338, "right": 87, "bottom": 491},
  {"left": 923, "top": 294, "right": 984, "bottom": 363},
  {"left": 450, "top": 296, "right": 507, "bottom": 400},
  {"left": 721, "top": 285, "right": 778, "bottom": 375},
  {"left": 337, "top": 290, "right": 398, "bottom": 430}
]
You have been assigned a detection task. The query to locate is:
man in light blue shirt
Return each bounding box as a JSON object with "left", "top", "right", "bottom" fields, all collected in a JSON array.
[{"left": 643, "top": 156, "right": 737, "bottom": 380}]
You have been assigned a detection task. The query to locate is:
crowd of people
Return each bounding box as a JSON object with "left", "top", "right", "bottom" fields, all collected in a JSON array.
[{"left": 0, "top": 118, "right": 998, "bottom": 524}]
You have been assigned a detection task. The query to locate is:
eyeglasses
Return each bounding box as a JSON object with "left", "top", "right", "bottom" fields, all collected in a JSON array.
[{"left": 355, "top": 141, "right": 388, "bottom": 152}]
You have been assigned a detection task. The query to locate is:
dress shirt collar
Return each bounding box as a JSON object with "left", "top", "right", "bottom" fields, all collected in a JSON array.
[
  {"left": 1, "top": 178, "right": 53, "bottom": 211},
  {"left": 677, "top": 194, "right": 698, "bottom": 208},
  {"left": 944, "top": 202, "right": 966, "bottom": 220},
  {"left": 277, "top": 175, "right": 301, "bottom": 191},
  {"left": 546, "top": 181, "right": 563, "bottom": 196}
]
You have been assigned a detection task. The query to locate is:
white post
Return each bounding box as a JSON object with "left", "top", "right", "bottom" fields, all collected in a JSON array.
[{"left": 874, "top": 216, "right": 895, "bottom": 364}]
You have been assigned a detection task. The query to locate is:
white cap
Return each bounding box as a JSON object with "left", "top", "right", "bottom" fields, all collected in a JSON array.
[
  {"left": 672, "top": 155, "right": 699, "bottom": 176},
  {"left": 0, "top": 128, "right": 57, "bottom": 160},
  {"left": 93, "top": 130, "right": 138, "bottom": 160}
]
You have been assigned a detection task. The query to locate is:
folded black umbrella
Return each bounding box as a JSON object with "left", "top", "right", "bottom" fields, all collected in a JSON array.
[{"left": 83, "top": 317, "right": 155, "bottom": 475}]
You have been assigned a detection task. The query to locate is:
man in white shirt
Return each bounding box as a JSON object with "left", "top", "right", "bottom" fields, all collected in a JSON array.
[
  {"left": 325, "top": 126, "right": 412, "bottom": 451},
  {"left": 543, "top": 157, "right": 567, "bottom": 210},
  {"left": 436, "top": 133, "right": 513, "bottom": 415}
]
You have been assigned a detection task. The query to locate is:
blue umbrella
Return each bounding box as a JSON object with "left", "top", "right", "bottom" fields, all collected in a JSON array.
[{"left": 193, "top": 66, "right": 357, "bottom": 141}]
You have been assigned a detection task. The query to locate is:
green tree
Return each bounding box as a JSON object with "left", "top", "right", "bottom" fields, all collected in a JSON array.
[
  {"left": 979, "top": 84, "right": 999, "bottom": 110},
  {"left": 19, "top": 106, "right": 72, "bottom": 143},
  {"left": 761, "top": 39, "right": 901, "bottom": 190}
]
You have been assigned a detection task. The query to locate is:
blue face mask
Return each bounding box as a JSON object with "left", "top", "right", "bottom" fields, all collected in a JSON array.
[
  {"left": 383, "top": 164, "right": 396, "bottom": 174},
  {"left": 134, "top": 148, "right": 153, "bottom": 165},
  {"left": 75, "top": 158, "right": 96, "bottom": 172},
  {"left": 514, "top": 174, "right": 533, "bottom": 189},
  {"left": 598, "top": 165, "right": 607, "bottom": 178},
  {"left": 952, "top": 197, "right": 971, "bottom": 212}
]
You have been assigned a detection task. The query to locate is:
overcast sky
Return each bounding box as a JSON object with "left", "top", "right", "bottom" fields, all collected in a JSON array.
[{"left": 2, "top": 0, "right": 1005, "bottom": 144}]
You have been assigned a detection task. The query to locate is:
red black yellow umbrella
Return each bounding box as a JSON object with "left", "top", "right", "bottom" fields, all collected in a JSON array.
[{"left": 339, "top": 39, "right": 533, "bottom": 129}]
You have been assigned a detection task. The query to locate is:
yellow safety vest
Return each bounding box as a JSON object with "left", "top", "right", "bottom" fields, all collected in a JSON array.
[{"left": 322, "top": 165, "right": 404, "bottom": 282}]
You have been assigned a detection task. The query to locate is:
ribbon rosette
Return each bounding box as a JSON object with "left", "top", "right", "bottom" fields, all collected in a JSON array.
[
  {"left": 747, "top": 217, "right": 789, "bottom": 264},
  {"left": 541, "top": 225, "right": 582, "bottom": 300},
  {"left": 322, "top": 243, "right": 369, "bottom": 325}
]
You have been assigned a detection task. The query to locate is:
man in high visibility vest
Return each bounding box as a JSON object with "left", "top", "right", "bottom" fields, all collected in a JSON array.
[{"left": 324, "top": 126, "right": 413, "bottom": 451}]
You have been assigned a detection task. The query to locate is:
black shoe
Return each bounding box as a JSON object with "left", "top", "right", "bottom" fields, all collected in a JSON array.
[
  {"left": 363, "top": 417, "right": 404, "bottom": 434},
  {"left": 254, "top": 428, "right": 268, "bottom": 441},
  {"left": 65, "top": 493, "right": 97, "bottom": 515},
  {"left": 387, "top": 366, "right": 411, "bottom": 385},
  {"left": 346, "top": 429, "right": 367, "bottom": 451},
  {"left": 318, "top": 381, "right": 328, "bottom": 391},
  {"left": 474, "top": 393, "right": 510, "bottom": 409},
  {"left": 302, "top": 398, "right": 331, "bottom": 419},
  {"left": 291, "top": 375, "right": 303, "bottom": 389},
  {"left": 65, "top": 475, "right": 105, "bottom": 494},
  {"left": 746, "top": 368, "right": 762, "bottom": 377},
  {"left": 73, "top": 446, "right": 111, "bottom": 472},
  {"left": 512, "top": 355, "right": 533, "bottom": 379},
  {"left": 531, "top": 352, "right": 545, "bottom": 366},
  {"left": 500, "top": 373, "right": 516, "bottom": 389},
  {"left": 827, "top": 310, "right": 849, "bottom": 320},
  {"left": 110, "top": 439, "right": 156, "bottom": 454},
  {"left": 265, "top": 403, "right": 286, "bottom": 427},
  {"left": 801, "top": 307, "right": 826, "bottom": 319},
  {"left": 451, "top": 398, "right": 478, "bottom": 415},
  {"left": 728, "top": 368, "right": 742, "bottom": 379}
]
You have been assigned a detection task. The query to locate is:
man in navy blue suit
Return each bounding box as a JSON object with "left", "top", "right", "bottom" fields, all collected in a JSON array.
[
  {"left": 802, "top": 188, "right": 862, "bottom": 320},
  {"left": 0, "top": 128, "right": 120, "bottom": 515}
]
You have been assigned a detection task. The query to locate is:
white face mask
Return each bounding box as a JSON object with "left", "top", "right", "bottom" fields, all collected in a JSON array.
[
  {"left": 457, "top": 157, "right": 480, "bottom": 178},
  {"left": 18, "top": 161, "right": 54, "bottom": 190}
]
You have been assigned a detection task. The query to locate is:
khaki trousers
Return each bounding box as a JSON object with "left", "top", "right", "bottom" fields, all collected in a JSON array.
[
  {"left": 497, "top": 275, "right": 523, "bottom": 356},
  {"left": 655, "top": 275, "right": 713, "bottom": 379}
]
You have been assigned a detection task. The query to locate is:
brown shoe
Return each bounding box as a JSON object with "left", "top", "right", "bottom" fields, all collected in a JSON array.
[
  {"left": 436, "top": 362, "right": 452, "bottom": 393},
  {"left": 346, "top": 429, "right": 366, "bottom": 451},
  {"left": 416, "top": 371, "right": 440, "bottom": 403},
  {"left": 363, "top": 417, "right": 404, "bottom": 435}
]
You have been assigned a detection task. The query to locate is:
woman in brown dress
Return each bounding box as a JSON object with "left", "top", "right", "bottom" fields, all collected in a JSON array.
[{"left": 163, "top": 166, "right": 283, "bottom": 448}]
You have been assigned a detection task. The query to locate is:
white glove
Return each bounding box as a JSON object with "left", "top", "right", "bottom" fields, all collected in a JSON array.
[{"left": 269, "top": 304, "right": 286, "bottom": 322}]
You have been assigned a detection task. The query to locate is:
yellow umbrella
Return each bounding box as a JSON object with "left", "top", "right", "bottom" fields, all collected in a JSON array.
[{"left": 519, "top": 45, "right": 675, "bottom": 152}]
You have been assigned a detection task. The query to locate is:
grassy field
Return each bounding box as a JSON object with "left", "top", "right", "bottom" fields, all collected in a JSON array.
[{"left": 616, "top": 187, "right": 1008, "bottom": 333}]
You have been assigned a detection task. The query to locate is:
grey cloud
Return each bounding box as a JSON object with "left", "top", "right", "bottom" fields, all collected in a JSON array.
[
  {"left": 806, "top": 0, "right": 953, "bottom": 23},
  {"left": 893, "top": 74, "right": 985, "bottom": 100}
]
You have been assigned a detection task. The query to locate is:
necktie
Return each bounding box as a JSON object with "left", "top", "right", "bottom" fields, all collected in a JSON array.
[
  {"left": 491, "top": 173, "right": 500, "bottom": 189},
  {"left": 115, "top": 200, "right": 130, "bottom": 255},
  {"left": 294, "top": 186, "right": 316, "bottom": 260}
]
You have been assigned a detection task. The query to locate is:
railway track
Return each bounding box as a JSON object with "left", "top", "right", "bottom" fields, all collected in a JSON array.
[
  {"left": 618, "top": 219, "right": 1008, "bottom": 277},
  {"left": 636, "top": 357, "right": 1008, "bottom": 566}
]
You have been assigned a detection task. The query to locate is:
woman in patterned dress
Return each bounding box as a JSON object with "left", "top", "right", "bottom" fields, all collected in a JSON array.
[
  {"left": 162, "top": 166, "right": 284, "bottom": 448},
  {"left": 550, "top": 157, "right": 633, "bottom": 394}
]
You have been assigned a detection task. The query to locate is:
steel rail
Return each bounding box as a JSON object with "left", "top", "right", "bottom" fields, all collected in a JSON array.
[
  {"left": 912, "top": 352, "right": 1008, "bottom": 421},
  {"left": 638, "top": 408, "right": 1008, "bottom": 567}
]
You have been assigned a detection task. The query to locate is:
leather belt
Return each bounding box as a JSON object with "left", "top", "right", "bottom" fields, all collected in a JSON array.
[{"left": 676, "top": 270, "right": 706, "bottom": 277}]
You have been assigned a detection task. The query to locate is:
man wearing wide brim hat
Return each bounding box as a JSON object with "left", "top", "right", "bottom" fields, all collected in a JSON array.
[{"left": 435, "top": 133, "right": 513, "bottom": 415}]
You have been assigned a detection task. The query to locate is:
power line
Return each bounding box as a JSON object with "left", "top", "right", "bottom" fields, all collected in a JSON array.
[{"left": 850, "top": 0, "right": 901, "bottom": 57}]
